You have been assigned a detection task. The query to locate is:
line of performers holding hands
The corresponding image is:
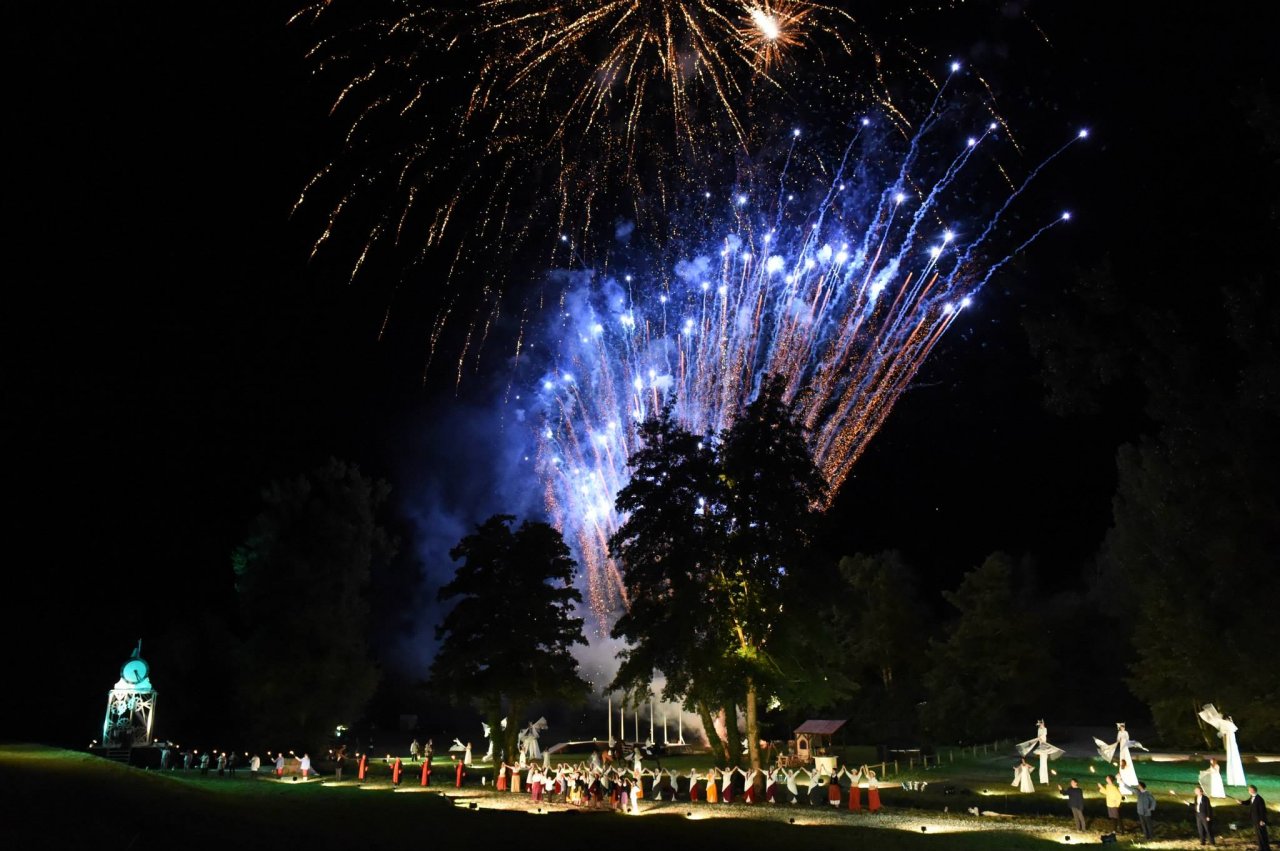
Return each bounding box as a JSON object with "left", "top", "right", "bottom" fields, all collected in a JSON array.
[
  {"left": 383, "top": 754, "right": 888, "bottom": 812},
  {"left": 494, "top": 762, "right": 887, "bottom": 812}
]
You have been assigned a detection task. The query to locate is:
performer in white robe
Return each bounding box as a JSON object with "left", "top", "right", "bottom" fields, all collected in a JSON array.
[
  {"left": 520, "top": 718, "right": 548, "bottom": 760},
  {"left": 1094, "top": 722, "right": 1144, "bottom": 787},
  {"left": 1198, "top": 704, "right": 1247, "bottom": 787},
  {"left": 784, "top": 768, "right": 800, "bottom": 804},
  {"left": 1017, "top": 719, "right": 1065, "bottom": 785},
  {"left": 1198, "top": 757, "right": 1227, "bottom": 798},
  {"left": 1012, "top": 760, "right": 1035, "bottom": 793}
]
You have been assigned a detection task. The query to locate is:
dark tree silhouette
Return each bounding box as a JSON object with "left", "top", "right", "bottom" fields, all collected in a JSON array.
[
  {"left": 829, "top": 551, "right": 926, "bottom": 742},
  {"left": 232, "top": 458, "right": 388, "bottom": 749},
  {"left": 431, "top": 515, "right": 589, "bottom": 772},
  {"left": 922, "top": 553, "right": 1053, "bottom": 741},
  {"left": 609, "top": 378, "right": 831, "bottom": 775}
]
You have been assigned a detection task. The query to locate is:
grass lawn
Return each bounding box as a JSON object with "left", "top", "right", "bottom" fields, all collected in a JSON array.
[{"left": 4, "top": 744, "right": 1274, "bottom": 850}]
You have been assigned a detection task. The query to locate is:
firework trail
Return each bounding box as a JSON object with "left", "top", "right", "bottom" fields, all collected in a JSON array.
[
  {"left": 529, "top": 67, "right": 1086, "bottom": 628},
  {"left": 291, "top": 0, "right": 927, "bottom": 383}
]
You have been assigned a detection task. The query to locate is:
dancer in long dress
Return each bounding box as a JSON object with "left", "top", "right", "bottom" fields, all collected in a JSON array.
[
  {"left": 784, "top": 768, "right": 799, "bottom": 804},
  {"left": 689, "top": 768, "right": 701, "bottom": 802},
  {"left": 720, "top": 765, "right": 734, "bottom": 802},
  {"left": 846, "top": 765, "right": 863, "bottom": 812},
  {"left": 1198, "top": 757, "right": 1226, "bottom": 798},
  {"left": 865, "top": 766, "right": 882, "bottom": 813},
  {"left": 827, "top": 774, "right": 842, "bottom": 806},
  {"left": 1198, "top": 704, "right": 1247, "bottom": 787},
  {"left": 1012, "top": 760, "right": 1036, "bottom": 793},
  {"left": 764, "top": 768, "right": 778, "bottom": 803},
  {"left": 706, "top": 768, "right": 719, "bottom": 803}
]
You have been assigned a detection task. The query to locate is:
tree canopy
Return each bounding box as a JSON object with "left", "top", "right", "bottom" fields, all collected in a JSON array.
[
  {"left": 431, "top": 514, "right": 589, "bottom": 769},
  {"left": 231, "top": 458, "right": 388, "bottom": 749}
]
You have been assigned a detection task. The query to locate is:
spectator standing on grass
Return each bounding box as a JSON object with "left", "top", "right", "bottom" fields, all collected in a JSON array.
[
  {"left": 1194, "top": 784, "right": 1216, "bottom": 846},
  {"left": 1135, "top": 781, "right": 1156, "bottom": 839},
  {"left": 274, "top": 753, "right": 284, "bottom": 777},
  {"left": 249, "top": 753, "right": 261, "bottom": 773},
  {"left": 1097, "top": 774, "right": 1123, "bottom": 833},
  {"left": 1059, "top": 778, "right": 1087, "bottom": 831},
  {"left": 334, "top": 745, "right": 346, "bottom": 781},
  {"left": 1244, "top": 785, "right": 1269, "bottom": 851}
]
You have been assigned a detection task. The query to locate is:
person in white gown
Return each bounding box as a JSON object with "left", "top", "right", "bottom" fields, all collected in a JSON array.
[
  {"left": 1012, "top": 759, "right": 1036, "bottom": 793},
  {"left": 1198, "top": 704, "right": 1247, "bottom": 787},
  {"left": 1199, "top": 757, "right": 1227, "bottom": 798}
]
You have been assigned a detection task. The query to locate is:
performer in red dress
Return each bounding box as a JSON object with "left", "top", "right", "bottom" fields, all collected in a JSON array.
[
  {"left": 391, "top": 757, "right": 403, "bottom": 786},
  {"left": 454, "top": 757, "right": 466, "bottom": 788},
  {"left": 866, "top": 767, "right": 882, "bottom": 813},
  {"left": 357, "top": 752, "right": 368, "bottom": 782},
  {"left": 496, "top": 763, "right": 507, "bottom": 791},
  {"left": 420, "top": 757, "right": 432, "bottom": 786},
  {"left": 848, "top": 766, "right": 862, "bottom": 812}
]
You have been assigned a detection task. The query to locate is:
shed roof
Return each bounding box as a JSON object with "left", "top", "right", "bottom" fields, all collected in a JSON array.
[{"left": 794, "top": 719, "right": 847, "bottom": 735}]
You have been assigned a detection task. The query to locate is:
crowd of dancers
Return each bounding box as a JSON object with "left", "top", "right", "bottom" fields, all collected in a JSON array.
[{"left": 474, "top": 759, "right": 886, "bottom": 813}]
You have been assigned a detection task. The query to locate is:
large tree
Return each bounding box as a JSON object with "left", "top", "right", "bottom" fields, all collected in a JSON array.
[
  {"left": 609, "top": 378, "right": 829, "bottom": 775},
  {"left": 829, "top": 551, "right": 926, "bottom": 742},
  {"left": 1022, "top": 80, "right": 1280, "bottom": 747},
  {"left": 717, "top": 376, "right": 827, "bottom": 776},
  {"left": 232, "top": 458, "right": 389, "bottom": 749},
  {"left": 922, "top": 552, "right": 1053, "bottom": 741},
  {"left": 431, "top": 515, "right": 589, "bottom": 773},
  {"left": 608, "top": 405, "right": 739, "bottom": 763}
]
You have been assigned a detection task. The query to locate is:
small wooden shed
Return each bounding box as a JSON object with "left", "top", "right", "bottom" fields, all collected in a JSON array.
[{"left": 791, "top": 719, "right": 847, "bottom": 765}]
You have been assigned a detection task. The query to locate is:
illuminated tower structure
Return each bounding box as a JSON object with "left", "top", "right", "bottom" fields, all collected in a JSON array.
[{"left": 102, "top": 641, "right": 157, "bottom": 747}]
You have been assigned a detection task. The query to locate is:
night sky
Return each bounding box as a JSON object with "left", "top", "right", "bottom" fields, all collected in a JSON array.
[{"left": 8, "top": 2, "right": 1274, "bottom": 743}]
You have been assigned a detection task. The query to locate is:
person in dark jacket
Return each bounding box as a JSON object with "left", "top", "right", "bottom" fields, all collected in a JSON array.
[
  {"left": 1059, "top": 778, "right": 1087, "bottom": 831},
  {"left": 1243, "top": 785, "right": 1270, "bottom": 851},
  {"left": 1194, "top": 785, "right": 1215, "bottom": 845},
  {"left": 1136, "top": 781, "right": 1157, "bottom": 839}
]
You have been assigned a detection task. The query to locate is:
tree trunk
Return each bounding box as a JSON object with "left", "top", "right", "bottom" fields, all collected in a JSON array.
[
  {"left": 724, "top": 702, "right": 744, "bottom": 766},
  {"left": 486, "top": 704, "right": 505, "bottom": 781},
  {"left": 696, "top": 700, "right": 729, "bottom": 765},
  {"left": 745, "top": 676, "right": 762, "bottom": 793},
  {"left": 504, "top": 700, "right": 525, "bottom": 772}
]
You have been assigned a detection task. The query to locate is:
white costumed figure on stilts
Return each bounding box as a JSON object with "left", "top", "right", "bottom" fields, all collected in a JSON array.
[
  {"left": 1093, "top": 722, "right": 1145, "bottom": 788},
  {"left": 519, "top": 717, "right": 548, "bottom": 761},
  {"left": 1016, "top": 719, "right": 1065, "bottom": 785},
  {"left": 1198, "top": 704, "right": 1246, "bottom": 788}
]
